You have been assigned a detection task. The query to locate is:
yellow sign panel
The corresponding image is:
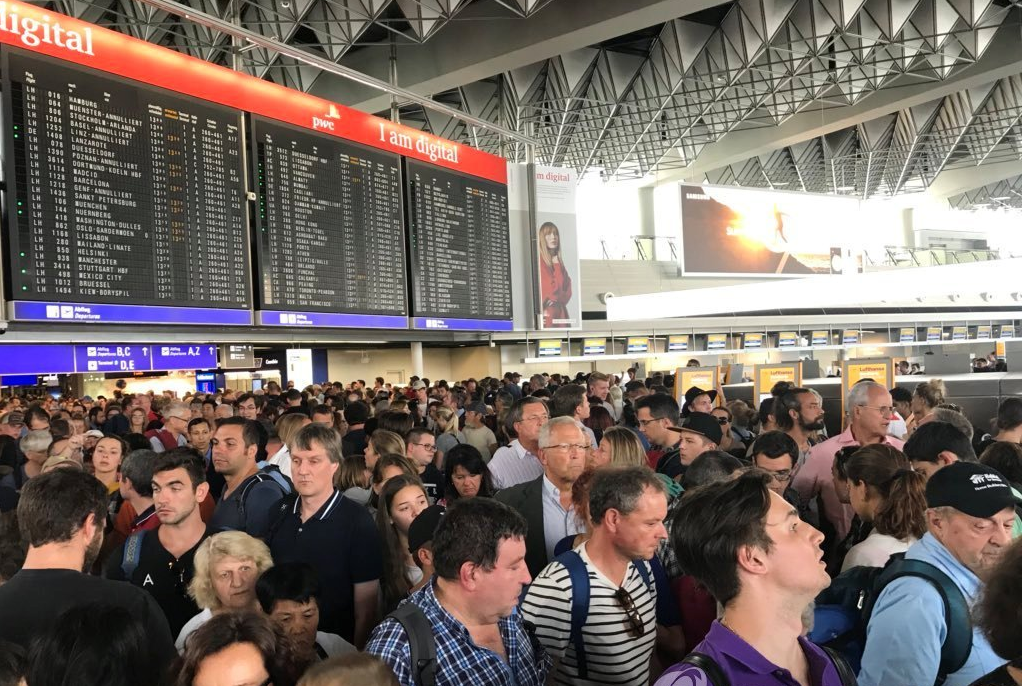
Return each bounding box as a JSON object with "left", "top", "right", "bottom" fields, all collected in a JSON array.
[
  {"left": 756, "top": 363, "right": 801, "bottom": 401},
  {"left": 538, "top": 340, "right": 562, "bottom": 357},
  {"left": 744, "top": 333, "right": 765, "bottom": 349},
  {"left": 626, "top": 337, "right": 649, "bottom": 353},
  {"left": 582, "top": 338, "right": 606, "bottom": 355},
  {"left": 707, "top": 334, "right": 728, "bottom": 350},
  {"left": 811, "top": 331, "right": 830, "bottom": 346},
  {"left": 977, "top": 325, "right": 992, "bottom": 340},
  {"left": 675, "top": 366, "right": 717, "bottom": 406},
  {"left": 842, "top": 357, "right": 893, "bottom": 416},
  {"left": 996, "top": 340, "right": 1006, "bottom": 357},
  {"left": 778, "top": 332, "right": 798, "bottom": 347},
  {"left": 667, "top": 335, "right": 689, "bottom": 352}
]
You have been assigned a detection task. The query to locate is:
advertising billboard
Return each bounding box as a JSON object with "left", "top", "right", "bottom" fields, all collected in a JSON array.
[
  {"left": 677, "top": 185, "right": 860, "bottom": 276},
  {"left": 533, "top": 165, "right": 581, "bottom": 330}
]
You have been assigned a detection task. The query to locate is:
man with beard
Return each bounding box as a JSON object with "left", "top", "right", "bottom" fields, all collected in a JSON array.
[
  {"left": 0, "top": 469, "right": 174, "bottom": 668},
  {"left": 105, "top": 448, "right": 210, "bottom": 637},
  {"left": 773, "top": 387, "right": 826, "bottom": 470}
]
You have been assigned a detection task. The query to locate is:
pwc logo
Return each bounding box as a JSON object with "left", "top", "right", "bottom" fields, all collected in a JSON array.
[{"left": 311, "top": 104, "right": 341, "bottom": 132}]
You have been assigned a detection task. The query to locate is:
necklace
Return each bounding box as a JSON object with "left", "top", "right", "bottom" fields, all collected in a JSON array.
[{"left": 719, "top": 616, "right": 747, "bottom": 644}]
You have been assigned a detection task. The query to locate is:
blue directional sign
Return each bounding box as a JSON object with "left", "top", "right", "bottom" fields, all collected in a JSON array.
[
  {"left": 151, "top": 345, "right": 218, "bottom": 371},
  {"left": 73, "top": 345, "right": 152, "bottom": 373}
]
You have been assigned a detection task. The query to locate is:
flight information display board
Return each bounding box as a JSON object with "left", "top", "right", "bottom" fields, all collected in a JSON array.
[
  {"left": 405, "top": 160, "right": 512, "bottom": 331},
  {"left": 2, "top": 48, "right": 252, "bottom": 325},
  {"left": 252, "top": 116, "right": 408, "bottom": 329}
]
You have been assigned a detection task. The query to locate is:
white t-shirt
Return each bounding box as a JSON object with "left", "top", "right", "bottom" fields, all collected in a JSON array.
[
  {"left": 266, "top": 445, "right": 292, "bottom": 478},
  {"left": 521, "top": 542, "right": 657, "bottom": 686},
  {"left": 176, "top": 608, "right": 213, "bottom": 652},
  {"left": 841, "top": 530, "right": 915, "bottom": 572}
]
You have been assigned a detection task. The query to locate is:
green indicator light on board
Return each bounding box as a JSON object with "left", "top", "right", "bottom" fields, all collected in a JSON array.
[
  {"left": 19, "top": 252, "right": 25, "bottom": 257},
  {"left": 21, "top": 286, "right": 27, "bottom": 291},
  {"left": 21, "top": 269, "right": 26, "bottom": 274}
]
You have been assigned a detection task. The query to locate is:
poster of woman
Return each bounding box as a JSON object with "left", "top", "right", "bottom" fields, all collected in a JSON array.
[{"left": 538, "top": 221, "right": 572, "bottom": 328}]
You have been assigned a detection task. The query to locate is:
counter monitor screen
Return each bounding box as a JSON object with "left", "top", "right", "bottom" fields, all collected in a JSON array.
[
  {"left": 2, "top": 48, "right": 250, "bottom": 310},
  {"left": 405, "top": 159, "right": 511, "bottom": 324},
  {"left": 252, "top": 116, "right": 407, "bottom": 317}
]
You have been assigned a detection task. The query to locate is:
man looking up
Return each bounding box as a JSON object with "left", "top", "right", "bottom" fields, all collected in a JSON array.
[
  {"left": 105, "top": 448, "right": 209, "bottom": 637},
  {"left": 654, "top": 471, "right": 847, "bottom": 686},
  {"left": 793, "top": 381, "right": 903, "bottom": 542},
  {"left": 496, "top": 416, "right": 585, "bottom": 578}
]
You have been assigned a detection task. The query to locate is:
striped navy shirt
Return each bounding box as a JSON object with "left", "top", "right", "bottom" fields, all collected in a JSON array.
[{"left": 522, "top": 543, "right": 657, "bottom": 685}]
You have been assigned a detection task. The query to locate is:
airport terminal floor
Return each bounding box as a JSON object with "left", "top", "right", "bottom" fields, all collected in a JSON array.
[{"left": 3, "top": 0, "right": 1022, "bottom": 684}]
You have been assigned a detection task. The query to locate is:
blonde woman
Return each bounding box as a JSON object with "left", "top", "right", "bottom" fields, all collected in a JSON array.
[
  {"left": 365, "top": 430, "right": 404, "bottom": 471},
  {"left": 588, "top": 426, "right": 648, "bottom": 469},
  {"left": 175, "top": 531, "right": 274, "bottom": 652},
  {"left": 267, "top": 412, "right": 311, "bottom": 478},
  {"left": 433, "top": 407, "right": 465, "bottom": 469}
]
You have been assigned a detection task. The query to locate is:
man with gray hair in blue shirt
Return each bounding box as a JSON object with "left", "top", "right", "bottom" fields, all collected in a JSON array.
[{"left": 859, "top": 461, "right": 1016, "bottom": 686}]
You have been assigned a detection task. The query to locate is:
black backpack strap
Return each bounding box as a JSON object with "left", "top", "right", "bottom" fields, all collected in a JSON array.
[
  {"left": 389, "top": 603, "right": 437, "bottom": 686},
  {"left": 679, "top": 652, "right": 729, "bottom": 686},
  {"left": 821, "top": 645, "right": 858, "bottom": 686},
  {"left": 873, "top": 556, "right": 972, "bottom": 685}
]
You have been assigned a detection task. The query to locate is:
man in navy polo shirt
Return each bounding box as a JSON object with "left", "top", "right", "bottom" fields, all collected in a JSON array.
[
  {"left": 655, "top": 471, "right": 851, "bottom": 686},
  {"left": 265, "top": 423, "right": 381, "bottom": 649}
]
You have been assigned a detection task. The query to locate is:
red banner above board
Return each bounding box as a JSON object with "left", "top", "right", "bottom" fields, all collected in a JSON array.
[{"left": 0, "top": 0, "right": 507, "bottom": 184}]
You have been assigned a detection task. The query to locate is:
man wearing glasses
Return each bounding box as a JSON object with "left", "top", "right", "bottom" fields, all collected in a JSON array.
[
  {"left": 634, "top": 395, "right": 684, "bottom": 479},
  {"left": 496, "top": 416, "right": 586, "bottom": 578},
  {"left": 488, "top": 397, "right": 549, "bottom": 490},
  {"left": 523, "top": 466, "right": 667, "bottom": 686},
  {"left": 752, "top": 431, "right": 816, "bottom": 527},
  {"left": 405, "top": 427, "right": 444, "bottom": 501},
  {"left": 792, "top": 381, "right": 903, "bottom": 543}
]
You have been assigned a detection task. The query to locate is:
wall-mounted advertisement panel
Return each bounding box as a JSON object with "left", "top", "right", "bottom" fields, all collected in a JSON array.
[
  {"left": 533, "top": 166, "right": 581, "bottom": 330},
  {"left": 676, "top": 185, "right": 861, "bottom": 277},
  {"left": 583, "top": 338, "right": 606, "bottom": 355},
  {"left": 667, "top": 335, "right": 689, "bottom": 352}
]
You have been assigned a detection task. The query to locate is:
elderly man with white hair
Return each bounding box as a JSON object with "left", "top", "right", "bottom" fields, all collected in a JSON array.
[{"left": 792, "top": 380, "right": 904, "bottom": 542}]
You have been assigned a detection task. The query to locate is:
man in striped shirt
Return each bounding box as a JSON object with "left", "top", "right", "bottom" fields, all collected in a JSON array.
[{"left": 522, "top": 466, "right": 668, "bottom": 685}]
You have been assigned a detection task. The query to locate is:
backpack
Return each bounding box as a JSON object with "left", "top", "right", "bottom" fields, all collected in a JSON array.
[
  {"left": 810, "top": 552, "right": 971, "bottom": 685},
  {"left": 236, "top": 463, "right": 293, "bottom": 520},
  {"left": 385, "top": 601, "right": 544, "bottom": 686},
  {"left": 120, "top": 529, "right": 147, "bottom": 578},
  {"left": 144, "top": 429, "right": 179, "bottom": 452},
  {"left": 555, "top": 549, "right": 653, "bottom": 680},
  {"left": 679, "top": 645, "right": 858, "bottom": 686}
]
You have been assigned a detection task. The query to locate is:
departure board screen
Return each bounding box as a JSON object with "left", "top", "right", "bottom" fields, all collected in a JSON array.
[
  {"left": 405, "top": 160, "right": 512, "bottom": 328},
  {"left": 252, "top": 116, "right": 407, "bottom": 320},
  {"left": 2, "top": 49, "right": 251, "bottom": 311}
]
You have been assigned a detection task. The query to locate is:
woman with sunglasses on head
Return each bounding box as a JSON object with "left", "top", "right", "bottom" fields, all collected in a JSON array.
[{"left": 711, "top": 406, "right": 747, "bottom": 459}]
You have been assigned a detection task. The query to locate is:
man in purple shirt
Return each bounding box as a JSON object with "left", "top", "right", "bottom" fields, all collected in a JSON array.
[{"left": 655, "top": 471, "right": 854, "bottom": 686}]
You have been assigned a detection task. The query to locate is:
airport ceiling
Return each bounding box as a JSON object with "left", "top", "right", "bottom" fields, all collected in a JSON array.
[{"left": 47, "top": 0, "right": 1022, "bottom": 209}]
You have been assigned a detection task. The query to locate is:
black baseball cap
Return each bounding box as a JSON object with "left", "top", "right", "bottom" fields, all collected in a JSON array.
[
  {"left": 926, "top": 462, "right": 1022, "bottom": 519},
  {"left": 682, "top": 386, "right": 718, "bottom": 416},
  {"left": 408, "top": 505, "right": 446, "bottom": 554},
  {"left": 668, "top": 411, "right": 723, "bottom": 445}
]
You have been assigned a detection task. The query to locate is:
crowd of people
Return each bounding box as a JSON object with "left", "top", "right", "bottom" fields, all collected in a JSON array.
[{"left": 0, "top": 368, "right": 1021, "bottom": 686}]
